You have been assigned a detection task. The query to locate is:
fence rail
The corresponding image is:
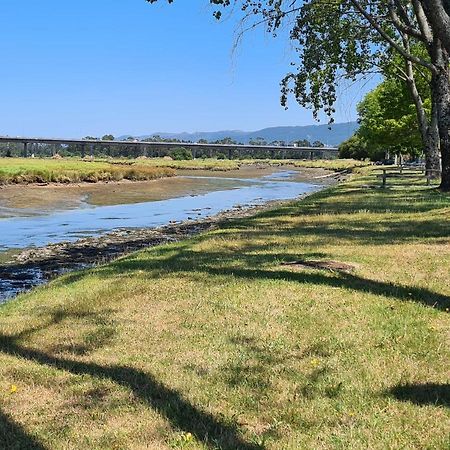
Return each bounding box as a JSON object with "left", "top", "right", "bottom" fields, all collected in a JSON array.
[{"left": 375, "top": 165, "right": 441, "bottom": 186}]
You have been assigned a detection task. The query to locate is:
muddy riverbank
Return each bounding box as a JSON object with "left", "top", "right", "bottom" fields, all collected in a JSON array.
[
  {"left": 0, "top": 165, "right": 336, "bottom": 217},
  {"left": 0, "top": 166, "right": 345, "bottom": 302},
  {"left": 0, "top": 198, "right": 306, "bottom": 302}
]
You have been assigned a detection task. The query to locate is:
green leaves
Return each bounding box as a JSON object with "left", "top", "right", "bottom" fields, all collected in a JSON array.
[{"left": 357, "top": 79, "right": 424, "bottom": 156}]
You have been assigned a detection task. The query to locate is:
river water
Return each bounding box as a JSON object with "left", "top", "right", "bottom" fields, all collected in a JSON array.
[{"left": 0, "top": 168, "right": 326, "bottom": 302}]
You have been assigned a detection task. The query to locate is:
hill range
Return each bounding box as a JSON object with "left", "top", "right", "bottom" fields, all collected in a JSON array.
[{"left": 120, "top": 121, "right": 357, "bottom": 147}]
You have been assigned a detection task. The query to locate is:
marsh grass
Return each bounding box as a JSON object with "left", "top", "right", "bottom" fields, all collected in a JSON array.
[
  {"left": 0, "top": 157, "right": 368, "bottom": 185},
  {"left": 0, "top": 158, "right": 175, "bottom": 184},
  {"left": 138, "top": 158, "right": 369, "bottom": 172},
  {"left": 240, "top": 158, "right": 371, "bottom": 171},
  {"left": 0, "top": 169, "right": 449, "bottom": 449},
  {"left": 134, "top": 158, "right": 241, "bottom": 171}
]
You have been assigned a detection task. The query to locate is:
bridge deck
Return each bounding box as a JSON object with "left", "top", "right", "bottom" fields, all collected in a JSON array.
[{"left": 0, "top": 136, "right": 338, "bottom": 153}]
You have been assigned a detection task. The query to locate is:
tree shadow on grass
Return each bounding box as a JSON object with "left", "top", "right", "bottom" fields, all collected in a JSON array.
[
  {"left": 388, "top": 383, "right": 450, "bottom": 408},
  {"left": 206, "top": 266, "right": 450, "bottom": 311},
  {"left": 88, "top": 244, "right": 450, "bottom": 311},
  {"left": 0, "top": 411, "right": 46, "bottom": 450},
  {"left": 0, "top": 331, "right": 262, "bottom": 450},
  {"left": 229, "top": 215, "right": 450, "bottom": 246}
]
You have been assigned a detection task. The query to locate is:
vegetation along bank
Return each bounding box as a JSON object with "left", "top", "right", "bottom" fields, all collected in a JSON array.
[{"left": 0, "top": 157, "right": 370, "bottom": 185}]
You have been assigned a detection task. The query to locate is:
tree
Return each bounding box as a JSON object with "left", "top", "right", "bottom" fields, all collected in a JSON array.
[
  {"left": 101, "top": 134, "right": 115, "bottom": 141},
  {"left": 292, "top": 139, "right": 312, "bottom": 147},
  {"left": 249, "top": 137, "right": 268, "bottom": 146},
  {"left": 357, "top": 78, "right": 425, "bottom": 157},
  {"left": 421, "top": 1, "right": 450, "bottom": 56},
  {"left": 148, "top": 0, "right": 450, "bottom": 189},
  {"left": 380, "top": 40, "right": 440, "bottom": 176},
  {"left": 212, "top": 137, "right": 237, "bottom": 145},
  {"left": 339, "top": 134, "right": 371, "bottom": 160}
]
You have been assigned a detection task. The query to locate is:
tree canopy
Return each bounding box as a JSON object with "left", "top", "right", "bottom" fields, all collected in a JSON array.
[{"left": 358, "top": 78, "right": 426, "bottom": 155}]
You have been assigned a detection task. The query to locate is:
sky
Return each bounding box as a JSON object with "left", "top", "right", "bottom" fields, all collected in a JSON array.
[{"left": 0, "top": 0, "right": 379, "bottom": 138}]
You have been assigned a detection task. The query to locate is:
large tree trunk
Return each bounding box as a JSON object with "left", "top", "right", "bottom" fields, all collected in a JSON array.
[
  {"left": 424, "top": 118, "right": 441, "bottom": 178},
  {"left": 421, "top": 0, "right": 450, "bottom": 57},
  {"left": 431, "top": 45, "right": 450, "bottom": 190},
  {"left": 404, "top": 57, "right": 441, "bottom": 177},
  {"left": 425, "top": 86, "right": 441, "bottom": 178},
  {"left": 436, "top": 67, "right": 450, "bottom": 190}
]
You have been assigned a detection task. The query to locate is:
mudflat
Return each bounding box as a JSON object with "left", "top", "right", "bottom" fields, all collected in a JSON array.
[{"left": 0, "top": 165, "right": 335, "bottom": 217}]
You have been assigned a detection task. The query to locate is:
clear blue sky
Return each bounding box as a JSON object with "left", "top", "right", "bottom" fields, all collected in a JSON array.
[{"left": 0, "top": 0, "right": 379, "bottom": 138}]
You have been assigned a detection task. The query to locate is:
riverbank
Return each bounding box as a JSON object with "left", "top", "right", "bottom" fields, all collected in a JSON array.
[
  {"left": 0, "top": 157, "right": 367, "bottom": 186},
  {"left": 135, "top": 157, "right": 370, "bottom": 172},
  {"left": 1, "top": 169, "right": 449, "bottom": 449},
  {"left": 0, "top": 167, "right": 334, "bottom": 300},
  {"left": 0, "top": 158, "right": 176, "bottom": 185},
  {"left": 0, "top": 198, "right": 303, "bottom": 302},
  {"left": 0, "top": 165, "right": 334, "bottom": 215}
]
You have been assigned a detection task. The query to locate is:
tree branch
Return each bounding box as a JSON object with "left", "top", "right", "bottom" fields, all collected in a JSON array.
[
  {"left": 349, "top": 0, "right": 437, "bottom": 73},
  {"left": 388, "top": 1, "right": 424, "bottom": 41}
]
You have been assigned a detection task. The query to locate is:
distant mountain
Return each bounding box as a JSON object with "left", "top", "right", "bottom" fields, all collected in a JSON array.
[{"left": 119, "top": 121, "right": 358, "bottom": 147}]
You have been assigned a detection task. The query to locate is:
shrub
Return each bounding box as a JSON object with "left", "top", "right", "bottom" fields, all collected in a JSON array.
[{"left": 169, "top": 147, "right": 193, "bottom": 161}]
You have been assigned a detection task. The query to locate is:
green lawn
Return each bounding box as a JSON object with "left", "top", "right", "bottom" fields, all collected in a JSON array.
[{"left": 0, "top": 169, "right": 449, "bottom": 449}]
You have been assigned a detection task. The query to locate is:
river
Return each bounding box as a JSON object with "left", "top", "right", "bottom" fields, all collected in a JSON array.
[{"left": 0, "top": 167, "right": 334, "bottom": 302}]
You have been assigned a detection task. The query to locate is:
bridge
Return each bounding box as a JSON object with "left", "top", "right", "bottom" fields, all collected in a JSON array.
[{"left": 0, "top": 136, "right": 339, "bottom": 160}]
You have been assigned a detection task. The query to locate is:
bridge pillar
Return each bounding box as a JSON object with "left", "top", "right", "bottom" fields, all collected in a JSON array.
[
  {"left": 228, "top": 148, "right": 232, "bottom": 160},
  {"left": 310, "top": 151, "right": 314, "bottom": 160},
  {"left": 81, "top": 144, "right": 86, "bottom": 158},
  {"left": 23, "top": 142, "right": 28, "bottom": 157},
  {"left": 192, "top": 148, "right": 197, "bottom": 159},
  {"left": 89, "top": 144, "right": 94, "bottom": 158}
]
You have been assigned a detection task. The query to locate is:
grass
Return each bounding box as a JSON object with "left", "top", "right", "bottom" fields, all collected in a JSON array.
[
  {"left": 136, "top": 158, "right": 368, "bottom": 172},
  {"left": 137, "top": 157, "right": 369, "bottom": 172},
  {"left": 240, "top": 158, "right": 371, "bottom": 171},
  {"left": 0, "top": 157, "right": 368, "bottom": 185},
  {"left": 134, "top": 158, "right": 241, "bottom": 171},
  {"left": 0, "top": 170, "right": 449, "bottom": 449},
  {"left": 0, "top": 158, "right": 175, "bottom": 184},
  {"left": 289, "top": 158, "right": 370, "bottom": 170}
]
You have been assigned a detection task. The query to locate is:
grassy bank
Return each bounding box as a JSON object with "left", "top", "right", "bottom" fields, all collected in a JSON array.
[
  {"left": 0, "top": 158, "right": 175, "bottom": 184},
  {"left": 240, "top": 158, "right": 371, "bottom": 171},
  {"left": 0, "top": 157, "right": 367, "bottom": 185},
  {"left": 1, "top": 170, "right": 449, "bottom": 449},
  {"left": 128, "top": 157, "right": 369, "bottom": 172},
  {"left": 135, "top": 158, "right": 241, "bottom": 171}
]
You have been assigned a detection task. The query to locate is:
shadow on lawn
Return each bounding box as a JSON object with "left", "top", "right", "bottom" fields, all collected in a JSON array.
[
  {"left": 0, "top": 411, "right": 46, "bottom": 450},
  {"left": 0, "top": 327, "right": 261, "bottom": 450},
  {"left": 230, "top": 214, "right": 450, "bottom": 246},
  {"left": 83, "top": 243, "right": 449, "bottom": 311},
  {"left": 388, "top": 383, "right": 450, "bottom": 408}
]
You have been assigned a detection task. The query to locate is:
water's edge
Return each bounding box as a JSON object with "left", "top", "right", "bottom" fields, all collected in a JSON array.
[
  {"left": 0, "top": 194, "right": 321, "bottom": 304},
  {"left": 0, "top": 169, "right": 340, "bottom": 303}
]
